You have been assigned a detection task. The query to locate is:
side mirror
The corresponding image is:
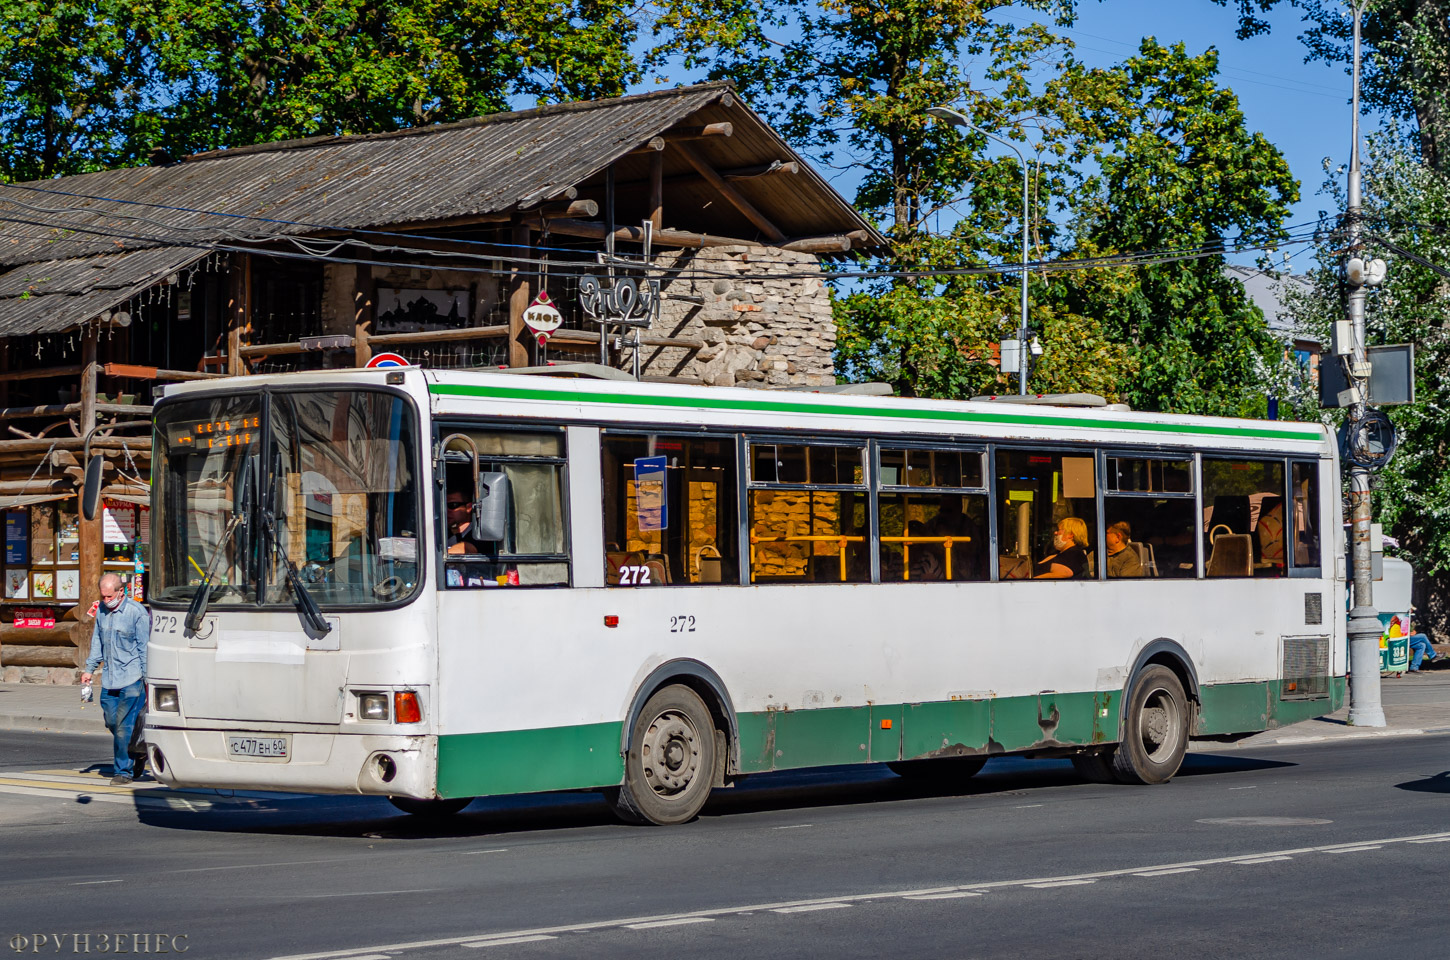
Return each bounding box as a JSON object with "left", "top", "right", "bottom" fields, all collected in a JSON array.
[
  {"left": 81, "top": 456, "right": 105, "bottom": 522},
  {"left": 472, "top": 471, "right": 511, "bottom": 542}
]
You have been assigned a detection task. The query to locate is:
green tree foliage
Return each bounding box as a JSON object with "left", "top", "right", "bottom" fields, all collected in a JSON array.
[
  {"left": 0, "top": 0, "right": 716, "bottom": 178},
  {"left": 1045, "top": 39, "right": 1299, "bottom": 415},
  {"left": 1216, "top": 0, "right": 1450, "bottom": 171}
]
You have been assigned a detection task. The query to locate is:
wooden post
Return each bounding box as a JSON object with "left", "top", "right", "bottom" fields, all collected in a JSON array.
[
  {"left": 0, "top": 342, "right": 9, "bottom": 408},
  {"left": 353, "top": 265, "right": 373, "bottom": 367},
  {"left": 226, "top": 252, "right": 251, "bottom": 376},
  {"left": 507, "top": 217, "right": 533, "bottom": 368},
  {"left": 76, "top": 326, "right": 101, "bottom": 674},
  {"left": 649, "top": 150, "right": 664, "bottom": 231}
]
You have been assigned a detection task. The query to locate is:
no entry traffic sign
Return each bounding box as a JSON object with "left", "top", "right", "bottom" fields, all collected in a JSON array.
[{"left": 366, "top": 352, "right": 410, "bottom": 368}]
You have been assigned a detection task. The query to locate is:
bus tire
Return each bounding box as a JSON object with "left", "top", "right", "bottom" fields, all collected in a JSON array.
[
  {"left": 888, "top": 757, "right": 988, "bottom": 781},
  {"left": 613, "top": 684, "right": 717, "bottom": 826},
  {"left": 388, "top": 796, "right": 473, "bottom": 817},
  {"left": 1110, "top": 665, "right": 1189, "bottom": 785}
]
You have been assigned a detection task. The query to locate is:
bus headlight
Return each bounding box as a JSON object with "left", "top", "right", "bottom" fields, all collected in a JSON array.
[
  {"left": 154, "top": 686, "right": 180, "bottom": 713},
  {"left": 357, "top": 692, "right": 389, "bottom": 721}
]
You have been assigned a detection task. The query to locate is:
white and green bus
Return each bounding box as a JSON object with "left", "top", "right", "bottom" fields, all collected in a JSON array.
[{"left": 133, "top": 367, "right": 1342, "bottom": 824}]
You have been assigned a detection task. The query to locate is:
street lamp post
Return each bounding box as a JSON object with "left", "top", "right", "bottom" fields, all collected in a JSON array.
[
  {"left": 1344, "top": 1, "right": 1386, "bottom": 726},
  {"left": 927, "top": 106, "right": 1032, "bottom": 395}
]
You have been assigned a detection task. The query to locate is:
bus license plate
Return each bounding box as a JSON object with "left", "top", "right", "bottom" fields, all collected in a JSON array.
[{"left": 227, "top": 735, "right": 291, "bottom": 762}]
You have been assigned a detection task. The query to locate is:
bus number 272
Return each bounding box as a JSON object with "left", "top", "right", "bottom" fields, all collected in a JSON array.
[{"left": 669, "top": 615, "right": 696, "bottom": 633}]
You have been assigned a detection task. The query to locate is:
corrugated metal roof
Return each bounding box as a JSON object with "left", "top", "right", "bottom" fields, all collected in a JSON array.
[
  {"left": 0, "top": 82, "right": 884, "bottom": 337},
  {"left": 0, "top": 247, "right": 208, "bottom": 336}
]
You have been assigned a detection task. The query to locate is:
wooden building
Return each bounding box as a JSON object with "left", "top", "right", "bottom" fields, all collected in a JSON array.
[{"left": 0, "top": 82, "right": 883, "bottom": 681}]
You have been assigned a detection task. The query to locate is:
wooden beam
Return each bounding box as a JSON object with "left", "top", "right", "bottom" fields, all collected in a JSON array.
[
  {"left": 649, "top": 151, "right": 664, "bottom": 231},
  {"left": 672, "top": 141, "right": 786, "bottom": 244},
  {"left": 780, "top": 235, "right": 853, "bottom": 254},
  {"left": 547, "top": 328, "right": 705, "bottom": 351},
  {"left": 354, "top": 264, "right": 373, "bottom": 367},
  {"left": 227, "top": 252, "right": 251, "bottom": 376},
  {"left": 507, "top": 217, "right": 532, "bottom": 368},
  {"left": 0, "top": 365, "right": 83, "bottom": 384},
  {"left": 626, "top": 136, "right": 666, "bottom": 156},
  {"left": 662, "top": 123, "right": 733, "bottom": 142},
  {"left": 101, "top": 363, "right": 226, "bottom": 381},
  {"left": 545, "top": 218, "right": 763, "bottom": 251},
  {"left": 368, "top": 325, "right": 508, "bottom": 348},
  {"left": 0, "top": 645, "right": 79, "bottom": 668},
  {"left": 77, "top": 325, "right": 100, "bottom": 672}
]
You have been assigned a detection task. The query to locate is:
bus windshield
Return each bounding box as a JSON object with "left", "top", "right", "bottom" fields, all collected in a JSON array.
[{"left": 153, "top": 389, "right": 421, "bottom": 607}]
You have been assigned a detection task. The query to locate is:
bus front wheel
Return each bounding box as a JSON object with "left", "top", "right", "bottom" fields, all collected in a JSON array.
[
  {"left": 1110, "top": 665, "right": 1190, "bottom": 785},
  {"left": 612, "top": 684, "right": 717, "bottom": 826}
]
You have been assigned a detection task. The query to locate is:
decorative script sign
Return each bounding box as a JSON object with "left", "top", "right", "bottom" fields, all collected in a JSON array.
[{"left": 579, "top": 276, "right": 658, "bottom": 328}]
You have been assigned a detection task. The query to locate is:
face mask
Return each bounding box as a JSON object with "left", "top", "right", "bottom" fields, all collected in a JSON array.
[{"left": 104, "top": 594, "right": 125, "bottom": 612}]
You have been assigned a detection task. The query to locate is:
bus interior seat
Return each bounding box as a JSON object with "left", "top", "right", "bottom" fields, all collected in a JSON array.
[
  {"left": 644, "top": 555, "right": 670, "bottom": 585},
  {"left": 1130, "top": 540, "right": 1158, "bottom": 577},
  {"left": 1206, "top": 525, "right": 1253, "bottom": 577},
  {"left": 1210, "top": 495, "right": 1252, "bottom": 535},
  {"left": 694, "top": 544, "right": 723, "bottom": 583}
]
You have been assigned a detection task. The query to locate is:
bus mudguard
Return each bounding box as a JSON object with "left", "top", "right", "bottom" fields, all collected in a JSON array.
[
  {"left": 623, "top": 659, "right": 740, "bottom": 777},
  {"left": 1122, "top": 638, "right": 1200, "bottom": 737}
]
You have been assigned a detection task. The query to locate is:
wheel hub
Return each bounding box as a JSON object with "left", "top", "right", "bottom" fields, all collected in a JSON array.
[{"left": 641, "top": 711, "right": 700, "bottom": 797}]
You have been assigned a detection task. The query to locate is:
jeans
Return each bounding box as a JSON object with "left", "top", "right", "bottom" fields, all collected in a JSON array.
[
  {"left": 100, "top": 680, "right": 145, "bottom": 778},
  {"left": 1408, "top": 633, "right": 1437, "bottom": 671}
]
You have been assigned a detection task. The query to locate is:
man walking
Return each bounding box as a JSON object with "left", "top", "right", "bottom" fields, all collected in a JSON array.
[{"left": 80, "top": 574, "right": 150, "bottom": 785}]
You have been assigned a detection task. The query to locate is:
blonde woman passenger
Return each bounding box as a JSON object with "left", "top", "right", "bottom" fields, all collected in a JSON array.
[{"left": 1034, "top": 517, "right": 1089, "bottom": 579}]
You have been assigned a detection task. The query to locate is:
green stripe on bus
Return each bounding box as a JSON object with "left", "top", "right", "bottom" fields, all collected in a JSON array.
[
  {"left": 436, "top": 721, "right": 623, "bottom": 799},
  {"left": 434, "top": 678, "right": 1343, "bottom": 796},
  {"left": 428, "top": 382, "right": 1322, "bottom": 442}
]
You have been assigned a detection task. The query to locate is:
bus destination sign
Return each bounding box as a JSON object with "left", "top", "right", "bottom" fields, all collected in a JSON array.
[{"left": 167, "top": 415, "right": 261, "bottom": 451}]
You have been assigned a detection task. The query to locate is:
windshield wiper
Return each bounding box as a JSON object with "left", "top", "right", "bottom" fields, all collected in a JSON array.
[
  {"left": 183, "top": 513, "right": 245, "bottom": 634},
  {"left": 259, "top": 507, "right": 332, "bottom": 638}
]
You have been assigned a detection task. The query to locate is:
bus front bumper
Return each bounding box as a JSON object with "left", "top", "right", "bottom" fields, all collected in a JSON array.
[{"left": 144, "top": 726, "right": 438, "bottom": 798}]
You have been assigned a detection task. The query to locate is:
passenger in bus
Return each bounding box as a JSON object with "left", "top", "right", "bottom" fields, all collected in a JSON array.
[
  {"left": 1034, "top": 517, "right": 1088, "bottom": 579},
  {"left": 445, "top": 488, "right": 485, "bottom": 555},
  {"left": 1105, "top": 521, "right": 1143, "bottom": 578},
  {"left": 1257, "top": 498, "right": 1286, "bottom": 570}
]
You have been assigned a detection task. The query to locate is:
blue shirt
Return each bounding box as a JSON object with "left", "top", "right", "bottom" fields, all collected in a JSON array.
[{"left": 85, "top": 598, "right": 150, "bottom": 689}]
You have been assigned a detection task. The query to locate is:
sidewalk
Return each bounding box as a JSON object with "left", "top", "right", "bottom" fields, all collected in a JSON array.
[{"left": 1, "top": 670, "right": 1448, "bottom": 744}]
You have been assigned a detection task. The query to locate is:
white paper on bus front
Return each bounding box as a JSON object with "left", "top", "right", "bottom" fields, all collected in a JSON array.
[{"left": 215, "top": 631, "right": 306, "bottom": 664}]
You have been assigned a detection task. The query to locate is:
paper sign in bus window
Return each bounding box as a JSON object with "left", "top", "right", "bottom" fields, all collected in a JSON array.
[{"left": 634, "top": 456, "right": 668, "bottom": 533}]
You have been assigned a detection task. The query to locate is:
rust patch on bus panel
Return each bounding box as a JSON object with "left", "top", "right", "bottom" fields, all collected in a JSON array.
[
  {"left": 1037, "top": 701, "right": 1061, "bottom": 739},
  {"left": 913, "top": 741, "right": 990, "bottom": 761}
]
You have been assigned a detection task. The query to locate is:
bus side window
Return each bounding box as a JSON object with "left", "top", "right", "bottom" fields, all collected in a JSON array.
[
  {"left": 1202, "top": 459, "right": 1285, "bottom": 578},
  {"left": 877, "top": 447, "right": 988, "bottom": 582},
  {"left": 994, "top": 448, "right": 1098, "bottom": 581},
  {"left": 1103, "top": 456, "right": 1196, "bottom": 578},
  {"left": 601, "top": 434, "right": 739, "bottom": 587},
  {"left": 748, "top": 441, "right": 868, "bottom": 584},
  {"left": 1290, "top": 461, "right": 1321, "bottom": 576},
  {"left": 439, "top": 429, "right": 570, "bottom": 588}
]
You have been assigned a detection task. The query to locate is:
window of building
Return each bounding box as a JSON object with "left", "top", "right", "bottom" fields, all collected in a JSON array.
[
  {"left": 1103, "top": 456, "right": 1196, "bottom": 579},
  {"left": 878, "top": 447, "right": 988, "bottom": 582},
  {"left": 1290, "top": 461, "right": 1321, "bottom": 576},
  {"left": 749, "top": 441, "right": 869, "bottom": 583},
  {"left": 601, "top": 434, "right": 739, "bottom": 586},
  {"left": 439, "top": 428, "right": 568, "bottom": 588},
  {"left": 995, "top": 449, "right": 1098, "bottom": 581},
  {"left": 1202, "top": 458, "right": 1286, "bottom": 578}
]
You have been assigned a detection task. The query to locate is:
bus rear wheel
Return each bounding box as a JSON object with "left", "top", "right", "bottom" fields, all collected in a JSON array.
[
  {"left": 388, "top": 796, "right": 473, "bottom": 817},
  {"left": 612, "top": 685, "right": 717, "bottom": 826},
  {"left": 1110, "top": 665, "right": 1190, "bottom": 785}
]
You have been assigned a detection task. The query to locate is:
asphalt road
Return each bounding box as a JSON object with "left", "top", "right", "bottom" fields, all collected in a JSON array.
[{"left": 3, "top": 730, "right": 1448, "bottom": 960}]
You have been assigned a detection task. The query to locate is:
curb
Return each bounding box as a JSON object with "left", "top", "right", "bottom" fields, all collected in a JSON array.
[
  {"left": 0, "top": 714, "right": 106, "bottom": 735},
  {"left": 1205, "top": 725, "right": 1450, "bottom": 750}
]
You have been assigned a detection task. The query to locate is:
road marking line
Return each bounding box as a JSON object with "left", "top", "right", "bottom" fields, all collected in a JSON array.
[
  {"left": 1323, "top": 845, "right": 1382, "bottom": 854},
  {"left": 1015, "top": 804, "right": 1043, "bottom": 808},
  {"left": 1229, "top": 786, "right": 1257, "bottom": 790},
  {"left": 904, "top": 892, "right": 982, "bottom": 900},
  {"left": 1233, "top": 856, "right": 1293, "bottom": 864},
  {"left": 262, "top": 828, "right": 1450, "bottom": 960},
  {"left": 73, "top": 879, "right": 123, "bottom": 885},
  {"left": 772, "top": 903, "right": 850, "bottom": 914},
  {"left": 1027, "top": 880, "right": 1096, "bottom": 888},
  {"left": 460, "top": 849, "right": 509, "bottom": 855},
  {"left": 625, "top": 918, "right": 714, "bottom": 930},
  {"left": 1411, "top": 838, "right": 1450, "bottom": 844},
  {"left": 1133, "top": 868, "right": 1199, "bottom": 877},
  {"left": 463, "top": 936, "right": 556, "bottom": 948},
  {"left": 773, "top": 824, "right": 813, "bottom": 830}
]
